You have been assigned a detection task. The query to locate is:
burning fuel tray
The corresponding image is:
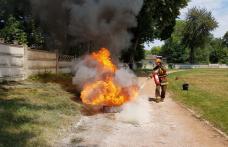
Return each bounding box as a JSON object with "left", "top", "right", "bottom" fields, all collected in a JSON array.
[{"left": 102, "top": 106, "right": 123, "bottom": 113}]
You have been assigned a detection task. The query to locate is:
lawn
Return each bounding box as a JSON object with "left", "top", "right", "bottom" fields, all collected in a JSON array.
[
  {"left": 0, "top": 73, "right": 81, "bottom": 147},
  {"left": 168, "top": 69, "right": 228, "bottom": 134}
]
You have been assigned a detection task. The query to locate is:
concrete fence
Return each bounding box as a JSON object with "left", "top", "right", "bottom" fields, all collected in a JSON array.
[
  {"left": 0, "top": 43, "right": 75, "bottom": 81},
  {"left": 0, "top": 44, "right": 25, "bottom": 81}
]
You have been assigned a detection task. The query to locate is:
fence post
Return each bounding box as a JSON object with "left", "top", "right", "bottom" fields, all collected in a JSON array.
[
  {"left": 55, "top": 49, "right": 59, "bottom": 74},
  {"left": 23, "top": 45, "right": 28, "bottom": 79}
]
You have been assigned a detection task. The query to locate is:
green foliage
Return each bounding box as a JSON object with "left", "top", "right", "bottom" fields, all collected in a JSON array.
[
  {"left": 161, "top": 9, "right": 221, "bottom": 64},
  {"left": 144, "top": 46, "right": 161, "bottom": 56},
  {"left": 144, "top": 49, "right": 152, "bottom": 55},
  {"left": 1, "top": 0, "right": 189, "bottom": 59},
  {"left": 171, "top": 20, "right": 186, "bottom": 43},
  {"left": 210, "top": 38, "right": 228, "bottom": 64},
  {"left": 134, "top": 44, "right": 146, "bottom": 62},
  {"left": 161, "top": 39, "right": 189, "bottom": 63},
  {"left": 160, "top": 20, "right": 189, "bottom": 63},
  {"left": 150, "top": 46, "right": 161, "bottom": 55},
  {"left": 182, "top": 7, "right": 218, "bottom": 63},
  {"left": 223, "top": 31, "right": 228, "bottom": 47},
  {"left": 219, "top": 48, "right": 228, "bottom": 64},
  {"left": 0, "top": 15, "right": 27, "bottom": 44},
  {"left": 26, "top": 19, "right": 45, "bottom": 48},
  {"left": 135, "top": 0, "right": 189, "bottom": 43},
  {"left": 0, "top": 0, "right": 45, "bottom": 47},
  {"left": 122, "top": 0, "right": 189, "bottom": 63},
  {"left": 195, "top": 46, "right": 210, "bottom": 64}
]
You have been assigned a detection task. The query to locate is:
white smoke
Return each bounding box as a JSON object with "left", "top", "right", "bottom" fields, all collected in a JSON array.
[
  {"left": 117, "top": 96, "right": 151, "bottom": 125},
  {"left": 115, "top": 68, "right": 138, "bottom": 87},
  {"left": 72, "top": 55, "right": 138, "bottom": 90},
  {"left": 72, "top": 60, "right": 97, "bottom": 89},
  {"left": 30, "top": 0, "right": 144, "bottom": 106}
]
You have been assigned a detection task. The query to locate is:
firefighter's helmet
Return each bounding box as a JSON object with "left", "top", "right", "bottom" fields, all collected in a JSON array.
[{"left": 155, "top": 58, "right": 161, "bottom": 63}]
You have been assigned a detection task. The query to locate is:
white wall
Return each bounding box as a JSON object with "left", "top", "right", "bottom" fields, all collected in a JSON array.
[
  {"left": 0, "top": 43, "right": 75, "bottom": 82},
  {"left": 26, "top": 49, "right": 57, "bottom": 77},
  {"left": 0, "top": 44, "right": 25, "bottom": 81}
]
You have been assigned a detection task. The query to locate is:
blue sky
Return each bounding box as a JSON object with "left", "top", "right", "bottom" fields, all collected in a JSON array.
[{"left": 145, "top": 0, "right": 228, "bottom": 50}]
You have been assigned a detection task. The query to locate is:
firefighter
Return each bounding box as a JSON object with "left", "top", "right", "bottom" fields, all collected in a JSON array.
[{"left": 151, "top": 58, "right": 168, "bottom": 102}]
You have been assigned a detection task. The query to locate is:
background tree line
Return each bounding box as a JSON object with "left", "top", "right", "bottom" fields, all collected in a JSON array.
[
  {"left": 0, "top": 0, "right": 189, "bottom": 59},
  {"left": 147, "top": 7, "right": 228, "bottom": 64},
  {"left": 0, "top": 0, "right": 45, "bottom": 48}
]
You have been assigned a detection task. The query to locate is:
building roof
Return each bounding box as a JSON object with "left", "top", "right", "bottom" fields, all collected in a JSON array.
[{"left": 145, "top": 55, "right": 157, "bottom": 60}]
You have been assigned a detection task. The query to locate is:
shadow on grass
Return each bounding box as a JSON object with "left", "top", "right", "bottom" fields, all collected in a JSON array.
[
  {"left": 30, "top": 73, "right": 81, "bottom": 102},
  {"left": 0, "top": 88, "right": 54, "bottom": 147}
]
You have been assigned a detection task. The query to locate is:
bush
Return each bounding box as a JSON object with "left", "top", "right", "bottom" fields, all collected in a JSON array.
[{"left": 0, "top": 15, "right": 27, "bottom": 45}]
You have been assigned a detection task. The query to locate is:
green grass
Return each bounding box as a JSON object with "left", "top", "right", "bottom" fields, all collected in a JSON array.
[
  {"left": 168, "top": 69, "right": 228, "bottom": 134},
  {"left": 0, "top": 74, "right": 81, "bottom": 147}
]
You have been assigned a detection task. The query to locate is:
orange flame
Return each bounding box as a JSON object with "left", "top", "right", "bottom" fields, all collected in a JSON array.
[
  {"left": 91, "top": 48, "right": 117, "bottom": 72},
  {"left": 80, "top": 48, "right": 138, "bottom": 106}
]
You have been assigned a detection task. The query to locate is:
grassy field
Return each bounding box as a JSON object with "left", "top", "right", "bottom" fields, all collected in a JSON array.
[
  {"left": 0, "top": 73, "right": 81, "bottom": 147},
  {"left": 168, "top": 69, "right": 228, "bottom": 134},
  {"left": 134, "top": 69, "right": 180, "bottom": 77}
]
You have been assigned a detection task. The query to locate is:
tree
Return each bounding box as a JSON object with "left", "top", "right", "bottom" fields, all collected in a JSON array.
[
  {"left": 134, "top": 44, "right": 145, "bottom": 62},
  {"left": 134, "top": 0, "right": 189, "bottom": 43},
  {"left": 160, "top": 20, "right": 189, "bottom": 63},
  {"left": 182, "top": 7, "right": 218, "bottom": 64},
  {"left": 161, "top": 39, "right": 189, "bottom": 63},
  {"left": 121, "top": 44, "right": 145, "bottom": 63},
  {"left": 221, "top": 32, "right": 228, "bottom": 64},
  {"left": 210, "top": 38, "right": 228, "bottom": 64},
  {"left": 0, "top": 0, "right": 45, "bottom": 47},
  {"left": 150, "top": 46, "right": 161, "bottom": 55},
  {"left": 145, "top": 49, "right": 152, "bottom": 55},
  {"left": 0, "top": 15, "right": 27, "bottom": 44},
  {"left": 26, "top": 19, "right": 45, "bottom": 48},
  {"left": 220, "top": 47, "right": 228, "bottom": 64},
  {"left": 121, "top": 0, "right": 189, "bottom": 63},
  {"left": 223, "top": 31, "right": 228, "bottom": 47},
  {"left": 195, "top": 46, "right": 210, "bottom": 64}
]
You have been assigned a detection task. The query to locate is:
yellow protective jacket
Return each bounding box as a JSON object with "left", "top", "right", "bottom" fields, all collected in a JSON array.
[{"left": 152, "top": 65, "right": 168, "bottom": 85}]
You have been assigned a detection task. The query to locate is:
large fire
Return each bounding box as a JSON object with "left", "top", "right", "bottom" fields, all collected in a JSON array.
[{"left": 80, "top": 48, "right": 139, "bottom": 107}]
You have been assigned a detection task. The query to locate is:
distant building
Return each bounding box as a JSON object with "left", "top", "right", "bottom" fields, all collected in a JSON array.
[{"left": 142, "top": 55, "right": 167, "bottom": 69}]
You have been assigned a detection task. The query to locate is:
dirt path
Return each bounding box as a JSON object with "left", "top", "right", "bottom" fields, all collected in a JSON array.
[{"left": 58, "top": 77, "right": 228, "bottom": 147}]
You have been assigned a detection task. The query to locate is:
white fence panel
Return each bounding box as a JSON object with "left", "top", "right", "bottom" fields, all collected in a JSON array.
[{"left": 0, "top": 44, "right": 25, "bottom": 81}]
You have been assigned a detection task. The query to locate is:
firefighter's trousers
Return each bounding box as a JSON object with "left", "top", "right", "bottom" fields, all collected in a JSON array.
[{"left": 155, "top": 84, "right": 167, "bottom": 99}]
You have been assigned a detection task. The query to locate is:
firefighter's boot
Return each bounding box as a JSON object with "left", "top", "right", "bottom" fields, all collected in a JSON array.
[{"left": 156, "top": 97, "right": 161, "bottom": 103}]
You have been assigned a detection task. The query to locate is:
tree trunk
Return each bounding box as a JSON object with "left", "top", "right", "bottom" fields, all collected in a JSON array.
[
  {"left": 189, "top": 47, "right": 195, "bottom": 64},
  {"left": 130, "top": 36, "right": 139, "bottom": 69}
]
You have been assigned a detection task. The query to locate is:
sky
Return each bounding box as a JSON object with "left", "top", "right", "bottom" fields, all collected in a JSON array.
[{"left": 144, "top": 0, "right": 228, "bottom": 50}]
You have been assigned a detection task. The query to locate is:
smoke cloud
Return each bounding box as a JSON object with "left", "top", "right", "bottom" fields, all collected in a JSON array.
[
  {"left": 30, "top": 0, "right": 144, "bottom": 107},
  {"left": 30, "top": 0, "right": 144, "bottom": 53},
  {"left": 117, "top": 97, "right": 151, "bottom": 125},
  {"left": 72, "top": 54, "right": 138, "bottom": 91}
]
